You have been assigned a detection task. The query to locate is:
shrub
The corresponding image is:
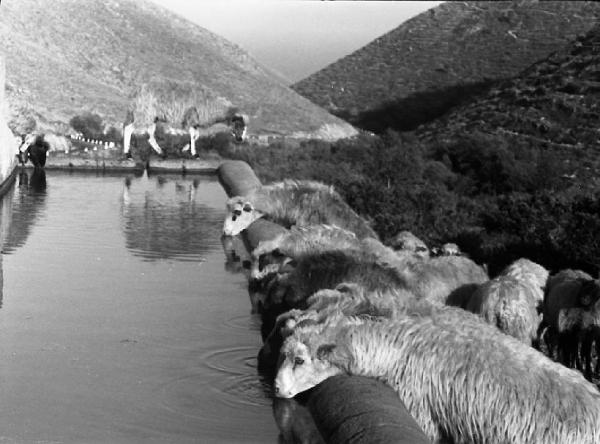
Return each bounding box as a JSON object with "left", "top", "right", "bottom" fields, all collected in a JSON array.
[
  {"left": 69, "top": 112, "right": 104, "bottom": 139},
  {"left": 104, "top": 126, "right": 122, "bottom": 144}
]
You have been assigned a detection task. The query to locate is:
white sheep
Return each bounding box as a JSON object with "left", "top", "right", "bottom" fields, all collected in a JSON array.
[
  {"left": 275, "top": 310, "right": 600, "bottom": 444},
  {"left": 396, "top": 254, "right": 489, "bottom": 305},
  {"left": 258, "top": 283, "right": 418, "bottom": 375},
  {"left": 387, "top": 230, "right": 429, "bottom": 258},
  {"left": 222, "top": 180, "right": 378, "bottom": 240},
  {"left": 250, "top": 224, "right": 362, "bottom": 281},
  {"left": 123, "top": 79, "right": 232, "bottom": 158},
  {"left": 463, "top": 258, "right": 548, "bottom": 346}
]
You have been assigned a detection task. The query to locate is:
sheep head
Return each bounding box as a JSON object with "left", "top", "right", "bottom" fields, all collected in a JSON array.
[
  {"left": 274, "top": 336, "right": 344, "bottom": 398},
  {"left": 579, "top": 279, "right": 600, "bottom": 309},
  {"left": 222, "top": 197, "right": 263, "bottom": 236}
]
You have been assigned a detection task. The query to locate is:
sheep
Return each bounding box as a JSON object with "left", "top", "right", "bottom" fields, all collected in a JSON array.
[
  {"left": 387, "top": 230, "right": 429, "bottom": 258},
  {"left": 248, "top": 225, "right": 425, "bottom": 325},
  {"left": 257, "top": 249, "right": 409, "bottom": 340},
  {"left": 540, "top": 269, "right": 600, "bottom": 370},
  {"left": 440, "top": 242, "right": 460, "bottom": 256},
  {"left": 123, "top": 79, "right": 232, "bottom": 159},
  {"left": 250, "top": 224, "right": 426, "bottom": 283},
  {"left": 257, "top": 245, "right": 486, "bottom": 336},
  {"left": 461, "top": 258, "right": 548, "bottom": 346},
  {"left": 502, "top": 258, "right": 550, "bottom": 301},
  {"left": 265, "top": 250, "right": 409, "bottom": 309},
  {"left": 222, "top": 180, "right": 378, "bottom": 240},
  {"left": 249, "top": 224, "right": 362, "bottom": 281},
  {"left": 431, "top": 242, "right": 462, "bottom": 257},
  {"left": 580, "top": 319, "right": 600, "bottom": 380},
  {"left": 258, "top": 283, "right": 418, "bottom": 376},
  {"left": 465, "top": 277, "right": 540, "bottom": 346},
  {"left": 396, "top": 254, "right": 488, "bottom": 305},
  {"left": 275, "top": 310, "right": 600, "bottom": 444}
]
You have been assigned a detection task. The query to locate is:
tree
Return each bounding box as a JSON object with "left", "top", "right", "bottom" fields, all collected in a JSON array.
[{"left": 69, "top": 112, "right": 104, "bottom": 139}]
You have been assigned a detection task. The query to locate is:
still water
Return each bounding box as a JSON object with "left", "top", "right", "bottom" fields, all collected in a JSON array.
[{"left": 0, "top": 169, "right": 279, "bottom": 443}]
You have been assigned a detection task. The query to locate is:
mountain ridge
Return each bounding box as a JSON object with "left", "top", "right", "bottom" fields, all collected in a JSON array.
[{"left": 292, "top": 1, "right": 600, "bottom": 130}]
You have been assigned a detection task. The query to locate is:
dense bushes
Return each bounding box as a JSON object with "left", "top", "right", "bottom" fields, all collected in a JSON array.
[
  {"left": 223, "top": 130, "right": 599, "bottom": 276},
  {"left": 69, "top": 112, "right": 104, "bottom": 139}
]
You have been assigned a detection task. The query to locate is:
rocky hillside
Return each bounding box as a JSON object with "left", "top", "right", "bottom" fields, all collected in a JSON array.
[
  {"left": 292, "top": 1, "right": 600, "bottom": 131},
  {"left": 417, "top": 23, "right": 600, "bottom": 181},
  {"left": 0, "top": 0, "right": 355, "bottom": 139}
]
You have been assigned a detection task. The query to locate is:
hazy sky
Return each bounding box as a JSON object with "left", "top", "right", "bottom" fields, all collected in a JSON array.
[{"left": 148, "top": 0, "right": 442, "bottom": 83}]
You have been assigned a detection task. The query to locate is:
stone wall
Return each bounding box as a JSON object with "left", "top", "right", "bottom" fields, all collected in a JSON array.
[{"left": 0, "top": 55, "right": 18, "bottom": 183}]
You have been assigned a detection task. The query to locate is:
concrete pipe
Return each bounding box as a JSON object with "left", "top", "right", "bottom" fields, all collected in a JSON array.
[
  {"left": 307, "top": 375, "right": 431, "bottom": 444},
  {"left": 217, "top": 160, "right": 261, "bottom": 197}
]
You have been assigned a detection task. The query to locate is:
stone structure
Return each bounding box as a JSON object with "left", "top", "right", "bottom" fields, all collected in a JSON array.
[{"left": 0, "top": 56, "right": 18, "bottom": 186}]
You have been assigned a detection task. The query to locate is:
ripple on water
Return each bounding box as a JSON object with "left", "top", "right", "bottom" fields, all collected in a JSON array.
[
  {"left": 158, "top": 345, "right": 272, "bottom": 424},
  {"left": 223, "top": 313, "right": 262, "bottom": 333}
]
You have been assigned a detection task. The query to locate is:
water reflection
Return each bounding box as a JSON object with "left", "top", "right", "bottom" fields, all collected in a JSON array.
[
  {"left": 0, "top": 172, "right": 280, "bottom": 442},
  {"left": 2, "top": 168, "right": 47, "bottom": 254},
  {"left": 273, "top": 398, "right": 324, "bottom": 444},
  {"left": 0, "top": 180, "right": 14, "bottom": 308},
  {"left": 121, "top": 174, "right": 226, "bottom": 262},
  {"left": 221, "top": 234, "right": 252, "bottom": 274}
]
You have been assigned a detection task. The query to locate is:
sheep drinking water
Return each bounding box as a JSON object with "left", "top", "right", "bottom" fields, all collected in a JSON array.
[{"left": 275, "top": 311, "right": 600, "bottom": 444}]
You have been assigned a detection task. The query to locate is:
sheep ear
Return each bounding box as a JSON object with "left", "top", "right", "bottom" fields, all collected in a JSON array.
[
  {"left": 271, "top": 248, "right": 284, "bottom": 258},
  {"left": 279, "top": 259, "right": 297, "bottom": 274},
  {"left": 296, "top": 318, "right": 318, "bottom": 330},
  {"left": 317, "top": 342, "right": 351, "bottom": 368},
  {"left": 316, "top": 344, "right": 336, "bottom": 360}
]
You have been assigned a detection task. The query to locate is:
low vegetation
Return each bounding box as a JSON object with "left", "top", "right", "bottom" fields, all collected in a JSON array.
[{"left": 218, "top": 130, "right": 600, "bottom": 276}]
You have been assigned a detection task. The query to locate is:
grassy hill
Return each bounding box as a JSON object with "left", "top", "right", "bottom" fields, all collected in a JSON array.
[
  {"left": 292, "top": 1, "right": 600, "bottom": 132},
  {"left": 0, "top": 0, "right": 355, "bottom": 139}
]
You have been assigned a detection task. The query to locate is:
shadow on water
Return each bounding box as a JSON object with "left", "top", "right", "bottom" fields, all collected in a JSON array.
[
  {"left": 121, "top": 175, "right": 226, "bottom": 262},
  {"left": 0, "top": 168, "right": 48, "bottom": 308},
  {"left": 2, "top": 168, "right": 47, "bottom": 254},
  {"left": 0, "top": 180, "right": 14, "bottom": 309}
]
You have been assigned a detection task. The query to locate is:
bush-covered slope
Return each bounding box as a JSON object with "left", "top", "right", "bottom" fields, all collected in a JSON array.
[
  {"left": 292, "top": 1, "right": 600, "bottom": 132},
  {"left": 419, "top": 24, "right": 600, "bottom": 183},
  {"left": 222, "top": 25, "right": 600, "bottom": 275},
  {"left": 0, "top": 0, "right": 355, "bottom": 138}
]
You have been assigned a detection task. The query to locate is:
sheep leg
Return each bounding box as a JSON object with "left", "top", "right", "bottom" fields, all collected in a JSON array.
[
  {"left": 575, "top": 328, "right": 584, "bottom": 372},
  {"left": 123, "top": 123, "right": 134, "bottom": 155},
  {"left": 189, "top": 126, "right": 199, "bottom": 156},
  {"left": 147, "top": 123, "right": 164, "bottom": 155},
  {"left": 595, "top": 337, "right": 600, "bottom": 378},
  {"left": 536, "top": 321, "right": 550, "bottom": 356},
  {"left": 559, "top": 331, "right": 577, "bottom": 368},
  {"left": 581, "top": 331, "right": 593, "bottom": 380}
]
